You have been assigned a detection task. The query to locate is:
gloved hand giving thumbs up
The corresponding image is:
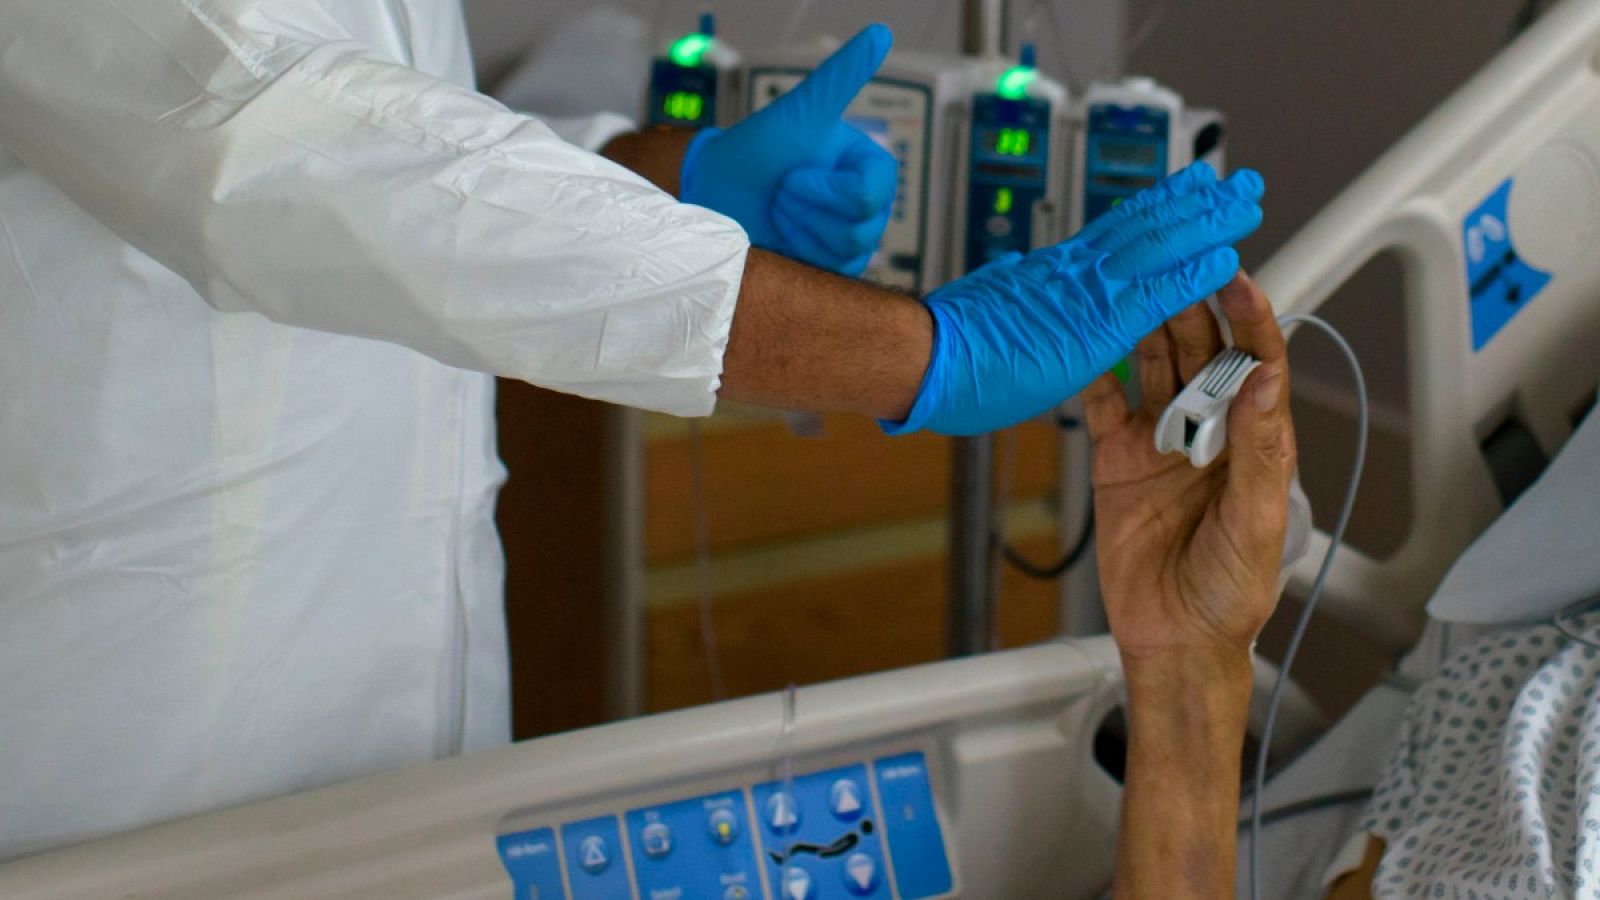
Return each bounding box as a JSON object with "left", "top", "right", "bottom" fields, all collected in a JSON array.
[{"left": 681, "top": 25, "right": 898, "bottom": 276}]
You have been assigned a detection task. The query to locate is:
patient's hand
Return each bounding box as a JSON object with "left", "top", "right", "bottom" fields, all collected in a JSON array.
[
  {"left": 1083, "top": 271, "right": 1297, "bottom": 899},
  {"left": 1082, "top": 271, "right": 1296, "bottom": 662}
]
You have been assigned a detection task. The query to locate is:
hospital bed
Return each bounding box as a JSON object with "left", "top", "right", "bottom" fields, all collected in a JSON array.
[
  {"left": 1226, "top": 0, "right": 1600, "bottom": 892},
  {"left": 5, "top": 1, "right": 1600, "bottom": 897}
]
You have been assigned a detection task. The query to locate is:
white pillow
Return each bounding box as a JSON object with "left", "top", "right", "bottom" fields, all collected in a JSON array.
[{"left": 1428, "top": 409, "right": 1600, "bottom": 624}]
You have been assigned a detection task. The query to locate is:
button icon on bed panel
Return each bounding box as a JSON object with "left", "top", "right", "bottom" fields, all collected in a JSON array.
[
  {"left": 781, "top": 866, "right": 815, "bottom": 900},
  {"left": 766, "top": 791, "right": 801, "bottom": 834},
  {"left": 577, "top": 835, "right": 610, "bottom": 874},
  {"left": 707, "top": 807, "right": 740, "bottom": 845},
  {"left": 722, "top": 886, "right": 751, "bottom": 900},
  {"left": 829, "top": 779, "right": 865, "bottom": 821},
  {"left": 843, "top": 853, "right": 879, "bottom": 895},
  {"left": 640, "top": 822, "right": 672, "bottom": 860},
  {"left": 564, "top": 816, "right": 633, "bottom": 898}
]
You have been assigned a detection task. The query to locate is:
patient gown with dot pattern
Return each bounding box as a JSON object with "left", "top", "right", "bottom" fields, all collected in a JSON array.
[{"left": 1363, "top": 608, "right": 1600, "bottom": 898}]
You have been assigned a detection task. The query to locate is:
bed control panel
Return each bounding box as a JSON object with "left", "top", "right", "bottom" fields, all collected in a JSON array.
[{"left": 497, "top": 752, "right": 955, "bottom": 900}]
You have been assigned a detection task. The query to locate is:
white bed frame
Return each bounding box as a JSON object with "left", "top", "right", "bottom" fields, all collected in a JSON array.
[
  {"left": 5, "top": 2, "right": 1600, "bottom": 898},
  {"left": 1262, "top": 0, "right": 1600, "bottom": 644}
]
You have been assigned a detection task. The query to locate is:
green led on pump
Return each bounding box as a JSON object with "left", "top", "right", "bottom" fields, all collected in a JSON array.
[
  {"left": 669, "top": 32, "right": 714, "bottom": 68},
  {"left": 996, "top": 44, "right": 1039, "bottom": 100},
  {"left": 996, "top": 65, "right": 1036, "bottom": 100}
]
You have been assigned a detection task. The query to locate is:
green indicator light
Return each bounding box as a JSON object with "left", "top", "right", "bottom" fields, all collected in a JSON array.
[
  {"left": 663, "top": 91, "right": 706, "bottom": 122},
  {"left": 669, "top": 32, "right": 713, "bottom": 68},
  {"left": 994, "top": 187, "right": 1014, "bottom": 215},
  {"left": 1112, "top": 358, "right": 1132, "bottom": 384},
  {"left": 996, "top": 65, "right": 1036, "bottom": 100}
]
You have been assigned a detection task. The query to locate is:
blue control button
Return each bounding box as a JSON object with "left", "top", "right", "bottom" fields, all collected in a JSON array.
[
  {"left": 842, "top": 853, "right": 878, "bottom": 895},
  {"left": 562, "top": 817, "right": 630, "bottom": 899},
  {"left": 874, "top": 753, "right": 954, "bottom": 899},
  {"left": 577, "top": 836, "right": 610, "bottom": 874},
  {"left": 708, "top": 807, "right": 740, "bottom": 845},
  {"left": 641, "top": 821, "right": 673, "bottom": 860},
  {"left": 766, "top": 791, "right": 801, "bottom": 834},
  {"left": 497, "top": 828, "right": 566, "bottom": 900},
  {"left": 829, "top": 779, "right": 865, "bottom": 822},
  {"left": 628, "top": 792, "right": 762, "bottom": 900},
  {"left": 781, "top": 866, "right": 815, "bottom": 900}
]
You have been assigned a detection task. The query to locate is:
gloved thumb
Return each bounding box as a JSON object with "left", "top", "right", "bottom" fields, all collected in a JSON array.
[
  {"left": 773, "top": 24, "right": 893, "bottom": 134},
  {"left": 780, "top": 137, "right": 900, "bottom": 218}
]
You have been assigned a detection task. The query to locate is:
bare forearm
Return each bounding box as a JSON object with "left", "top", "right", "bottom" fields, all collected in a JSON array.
[
  {"left": 602, "top": 131, "right": 932, "bottom": 421},
  {"left": 1116, "top": 648, "right": 1254, "bottom": 899},
  {"left": 720, "top": 250, "right": 931, "bottom": 420},
  {"left": 601, "top": 128, "right": 695, "bottom": 196}
]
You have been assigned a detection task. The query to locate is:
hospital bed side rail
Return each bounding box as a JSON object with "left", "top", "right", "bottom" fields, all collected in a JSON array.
[{"left": 1257, "top": 0, "right": 1600, "bottom": 646}]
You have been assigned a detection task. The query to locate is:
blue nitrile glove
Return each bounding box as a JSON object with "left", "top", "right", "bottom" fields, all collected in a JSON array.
[
  {"left": 884, "top": 162, "right": 1266, "bottom": 437},
  {"left": 680, "top": 25, "right": 899, "bottom": 276}
]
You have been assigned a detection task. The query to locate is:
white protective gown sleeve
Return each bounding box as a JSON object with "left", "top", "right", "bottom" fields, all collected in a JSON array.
[
  {"left": 0, "top": 0, "right": 750, "bottom": 415},
  {"left": 0, "top": 0, "right": 746, "bottom": 860}
]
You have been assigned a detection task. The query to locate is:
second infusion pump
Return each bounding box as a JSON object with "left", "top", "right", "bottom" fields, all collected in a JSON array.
[{"left": 1072, "top": 77, "right": 1226, "bottom": 231}]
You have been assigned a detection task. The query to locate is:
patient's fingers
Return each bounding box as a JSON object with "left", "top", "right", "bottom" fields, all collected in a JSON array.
[
  {"left": 1168, "top": 301, "right": 1224, "bottom": 384},
  {"left": 1217, "top": 272, "right": 1287, "bottom": 367},
  {"left": 1082, "top": 371, "right": 1131, "bottom": 441}
]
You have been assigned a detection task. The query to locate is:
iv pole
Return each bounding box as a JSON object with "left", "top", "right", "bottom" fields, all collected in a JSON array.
[{"left": 948, "top": 0, "right": 1012, "bottom": 658}]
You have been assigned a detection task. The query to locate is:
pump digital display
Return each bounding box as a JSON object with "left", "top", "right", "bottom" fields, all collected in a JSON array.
[
  {"left": 662, "top": 91, "right": 706, "bottom": 123},
  {"left": 1093, "top": 173, "right": 1159, "bottom": 190},
  {"left": 965, "top": 93, "right": 1050, "bottom": 274},
  {"left": 1095, "top": 142, "right": 1160, "bottom": 168},
  {"left": 647, "top": 59, "right": 716, "bottom": 129},
  {"left": 981, "top": 127, "right": 1034, "bottom": 158}
]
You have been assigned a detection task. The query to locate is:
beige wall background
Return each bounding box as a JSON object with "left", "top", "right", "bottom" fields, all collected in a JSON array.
[{"left": 461, "top": 0, "right": 1123, "bottom": 85}]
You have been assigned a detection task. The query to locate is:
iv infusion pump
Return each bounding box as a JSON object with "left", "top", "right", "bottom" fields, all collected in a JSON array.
[{"left": 646, "top": 21, "right": 1226, "bottom": 291}]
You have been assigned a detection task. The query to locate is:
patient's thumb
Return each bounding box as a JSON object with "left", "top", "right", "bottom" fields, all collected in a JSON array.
[{"left": 1226, "top": 363, "right": 1293, "bottom": 503}]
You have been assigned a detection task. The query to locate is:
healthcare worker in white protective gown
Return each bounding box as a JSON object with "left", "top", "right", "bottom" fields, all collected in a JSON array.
[{"left": 0, "top": 0, "right": 1266, "bottom": 859}]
